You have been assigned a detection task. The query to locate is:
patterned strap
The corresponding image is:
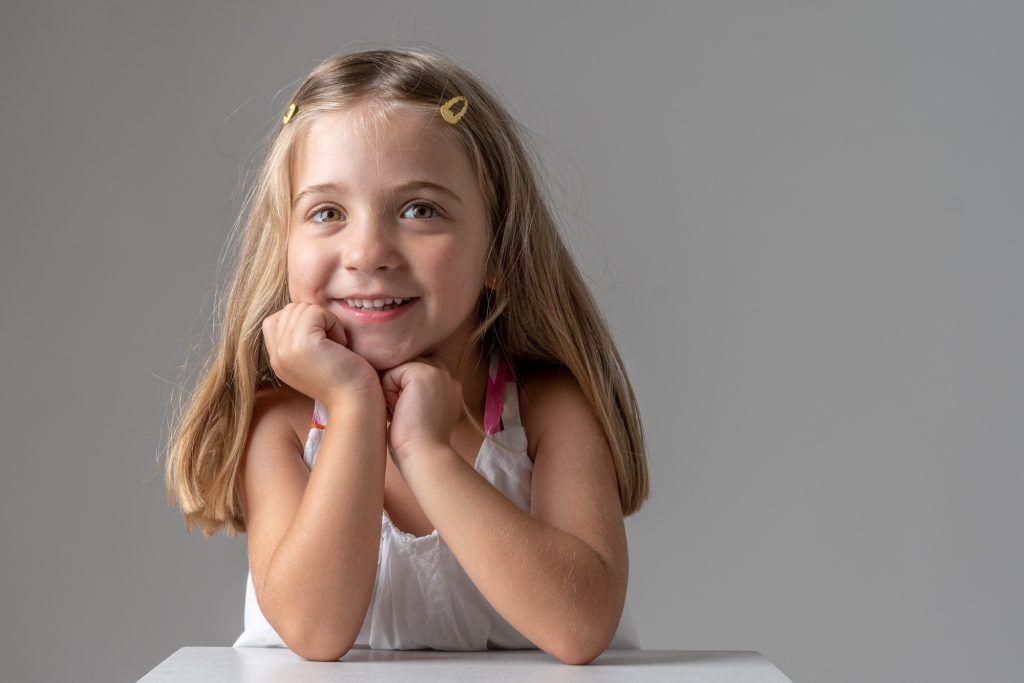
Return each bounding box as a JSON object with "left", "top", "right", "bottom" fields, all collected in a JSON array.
[
  {"left": 310, "top": 397, "right": 327, "bottom": 430},
  {"left": 485, "top": 351, "right": 519, "bottom": 435}
]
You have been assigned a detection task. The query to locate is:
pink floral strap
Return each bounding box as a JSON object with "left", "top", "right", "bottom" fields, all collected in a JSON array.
[{"left": 485, "top": 351, "right": 517, "bottom": 435}]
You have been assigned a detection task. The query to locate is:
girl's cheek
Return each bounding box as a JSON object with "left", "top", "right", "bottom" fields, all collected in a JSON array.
[{"left": 289, "top": 245, "right": 331, "bottom": 286}]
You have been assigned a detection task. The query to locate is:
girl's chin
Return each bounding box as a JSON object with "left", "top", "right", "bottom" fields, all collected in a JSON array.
[{"left": 349, "top": 343, "right": 416, "bottom": 371}]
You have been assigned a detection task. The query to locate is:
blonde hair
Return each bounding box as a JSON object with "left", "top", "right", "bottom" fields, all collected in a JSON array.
[{"left": 163, "top": 47, "right": 649, "bottom": 538}]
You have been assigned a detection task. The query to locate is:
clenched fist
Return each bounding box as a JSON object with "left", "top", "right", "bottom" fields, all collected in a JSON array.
[
  {"left": 379, "top": 355, "right": 464, "bottom": 467},
  {"left": 261, "top": 302, "right": 384, "bottom": 406}
]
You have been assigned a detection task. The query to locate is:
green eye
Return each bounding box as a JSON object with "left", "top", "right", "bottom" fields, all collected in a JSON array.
[{"left": 402, "top": 203, "right": 440, "bottom": 220}]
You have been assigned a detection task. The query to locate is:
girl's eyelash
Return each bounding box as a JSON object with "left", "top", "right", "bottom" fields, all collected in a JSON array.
[{"left": 308, "top": 202, "right": 442, "bottom": 223}]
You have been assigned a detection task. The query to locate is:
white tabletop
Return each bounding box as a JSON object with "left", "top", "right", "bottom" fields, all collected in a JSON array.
[{"left": 138, "top": 647, "right": 795, "bottom": 682}]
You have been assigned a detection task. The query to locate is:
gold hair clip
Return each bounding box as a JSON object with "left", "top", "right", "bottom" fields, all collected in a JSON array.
[
  {"left": 439, "top": 95, "right": 469, "bottom": 124},
  {"left": 282, "top": 102, "right": 297, "bottom": 124}
]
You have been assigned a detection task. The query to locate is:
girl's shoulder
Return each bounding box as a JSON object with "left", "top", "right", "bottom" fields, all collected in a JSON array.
[
  {"left": 515, "top": 362, "right": 579, "bottom": 462},
  {"left": 252, "top": 383, "right": 316, "bottom": 452}
]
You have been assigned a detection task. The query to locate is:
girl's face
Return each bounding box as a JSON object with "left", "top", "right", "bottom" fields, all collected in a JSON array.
[{"left": 287, "top": 104, "right": 492, "bottom": 371}]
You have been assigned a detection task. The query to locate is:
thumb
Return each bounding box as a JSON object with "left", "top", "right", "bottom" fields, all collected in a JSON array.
[
  {"left": 379, "top": 365, "right": 410, "bottom": 413},
  {"left": 320, "top": 308, "right": 349, "bottom": 346}
]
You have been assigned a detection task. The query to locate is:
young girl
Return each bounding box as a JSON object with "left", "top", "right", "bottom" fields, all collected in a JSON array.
[{"left": 164, "top": 47, "right": 649, "bottom": 665}]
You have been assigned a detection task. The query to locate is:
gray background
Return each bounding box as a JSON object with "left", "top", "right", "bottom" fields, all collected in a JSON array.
[{"left": 1, "top": 2, "right": 1021, "bottom": 682}]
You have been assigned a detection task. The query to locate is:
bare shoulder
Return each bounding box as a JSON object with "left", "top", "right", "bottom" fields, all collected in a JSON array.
[
  {"left": 239, "top": 384, "right": 315, "bottom": 501},
  {"left": 517, "top": 361, "right": 627, "bottom": 589},
  {"left": 517, "top": 364, "right": 589, "bottom": 464},
  {"left": 251, "top": 384, "right": 315, "bottom": 453},
  {"left": 239, "top": 384, "right": 317, "bottom": 620},
  {"left": 517, "top": 363, "right": 577, "bottom": 407}
]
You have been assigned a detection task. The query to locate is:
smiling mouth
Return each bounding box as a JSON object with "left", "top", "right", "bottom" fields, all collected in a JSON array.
[{"left": 341, "top": 297, "right": 418, "bottom": 312}]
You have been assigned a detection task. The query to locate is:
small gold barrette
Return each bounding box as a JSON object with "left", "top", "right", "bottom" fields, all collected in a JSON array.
[
  {"left": 282, "top": 102, "right": 297, "bottom": 124},
  {"left": 439, "top": 95, "right": 469, "bottom": 125}
]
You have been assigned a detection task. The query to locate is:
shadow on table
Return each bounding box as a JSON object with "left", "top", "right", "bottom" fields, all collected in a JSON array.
[{"left": 590, "top": 650, "right": 763, "bottom": 667}]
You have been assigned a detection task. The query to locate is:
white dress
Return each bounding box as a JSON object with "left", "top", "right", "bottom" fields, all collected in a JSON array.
[{"left": 233, "top": 350, "right": 642, "bottom": 653}]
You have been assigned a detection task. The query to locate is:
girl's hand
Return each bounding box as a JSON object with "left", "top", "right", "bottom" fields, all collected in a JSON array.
[
  {"left": 261, "top": 302, "right": 383, "bottom": 406},
  {"left": 379, "top": 355, "right": 463, "bottom": 465}
]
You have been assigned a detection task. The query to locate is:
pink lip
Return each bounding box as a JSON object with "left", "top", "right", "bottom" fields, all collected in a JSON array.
[{"left": 337, "top": 297, "right": 419, "bottom": 323}]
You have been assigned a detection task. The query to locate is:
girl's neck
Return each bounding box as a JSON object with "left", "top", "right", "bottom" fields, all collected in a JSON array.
[{"left": 449, "top": 341, "right": 491, "bottom": 432}]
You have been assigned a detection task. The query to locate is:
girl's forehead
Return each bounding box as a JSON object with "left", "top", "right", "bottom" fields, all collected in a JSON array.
[
  {"left": 304, "top": 105, "right": 452, "bottom": 152},
  {"left": 294, "top": 105, "right": 468, "bottom": 184},
  {"left": 290, "top": 102, "right": 477, "bottom": 200}
]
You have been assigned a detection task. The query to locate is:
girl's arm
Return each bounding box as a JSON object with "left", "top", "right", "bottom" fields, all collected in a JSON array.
[
  {"left": 396, "top": 369, "right": 629, "bottom": 665},
  {"left": 245, "top": 387, "right": 387, "bottom": 661}
]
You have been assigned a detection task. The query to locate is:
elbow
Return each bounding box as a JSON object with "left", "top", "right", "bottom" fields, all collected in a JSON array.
[
  {"left": 554, "top": 650, "right": 600, "bottom": 666},
  {"left": 550, "top": 581, "right": 623, "bottom": 664},
  {"left": 549, "top": 624, "right": 615, "bottom": 666},
  {"left": 290, "top": 633, "right": 355, "bottom": 662},
  {"left": 279, "top": 618, "right": 357, "bottom": 662},
  {"left": 268, "top": 593, "right": 371, "bottom": 662},
  {"left": 295, "top": 646, "right": 353, "bottom": 663},
  {"left": 551, "top": 639, "right": 607, "bottom": 666}
]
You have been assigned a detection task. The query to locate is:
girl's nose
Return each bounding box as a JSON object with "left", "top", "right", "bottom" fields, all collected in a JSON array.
[{"left": 342, "top": 213, "right": 399, "bottom": 272}]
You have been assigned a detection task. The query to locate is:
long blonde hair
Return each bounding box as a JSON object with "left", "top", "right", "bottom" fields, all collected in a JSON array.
[{"left": 164, "top": 47, "right": 649, "bottom": 537}]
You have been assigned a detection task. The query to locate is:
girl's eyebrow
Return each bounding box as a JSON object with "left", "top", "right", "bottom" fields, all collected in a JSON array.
[{"left": 291, "top": 180, "right": 463, "bottom": 208}]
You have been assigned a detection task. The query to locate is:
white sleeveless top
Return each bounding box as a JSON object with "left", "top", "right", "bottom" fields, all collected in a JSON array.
[{"left": 233, "top": 350, "right": 642, "bottom": 653}]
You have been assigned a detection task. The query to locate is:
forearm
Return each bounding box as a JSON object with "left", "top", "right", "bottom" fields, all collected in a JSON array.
[
  {"left": 263, "top": 396, "right": 386, "bottom": 657},
  {"left": 398, "top": 443, "right": 622, "bottom": 662}
]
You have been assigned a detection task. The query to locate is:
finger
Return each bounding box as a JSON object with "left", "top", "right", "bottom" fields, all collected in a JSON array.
[
  {"left": 379, "top": 364, "right": 413, "bottom": 398},
  {"left": 382, "top": 387, "right": 400, "bottom": 414},
  {"left": 320, "top": 306, "right": 348, "bottom": 346},
  {"left": 271, "top": 306, "right": 289, "bottom": 354},
  {"left": 379, "top": 368, "right": 402, "bottom": 413},
  {"left": 323, "top": 309, "right": 348, "bottom": 344},
  {"left": 410, "top": 354, "right": 449, "bottom": 374},
  {"left": 281, "top": 302, "right": 304, "bottom": 347},
  {"left": 262, "top": 314, "right": 277, "bottom": 350},
  {"left": 275, "top": 304, "right": 292, "bottom": 342},
  {"left": 302, "top": 303, "right": 345, "bottom": 346},
  {"left": 378, "top": 367, "right": 398, "bottom": 396},
  {"left": 294, "top": 303, "right": 319, "bottom": 341}
]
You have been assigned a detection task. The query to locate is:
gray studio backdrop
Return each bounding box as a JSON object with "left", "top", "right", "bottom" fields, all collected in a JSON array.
[{"left": 2, "top": 2, "right": 1021, "bottom": 682}]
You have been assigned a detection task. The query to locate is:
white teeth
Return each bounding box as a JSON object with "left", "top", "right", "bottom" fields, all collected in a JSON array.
[{"left": 344, "top": 297, "right": 411, "bottom": 310}]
